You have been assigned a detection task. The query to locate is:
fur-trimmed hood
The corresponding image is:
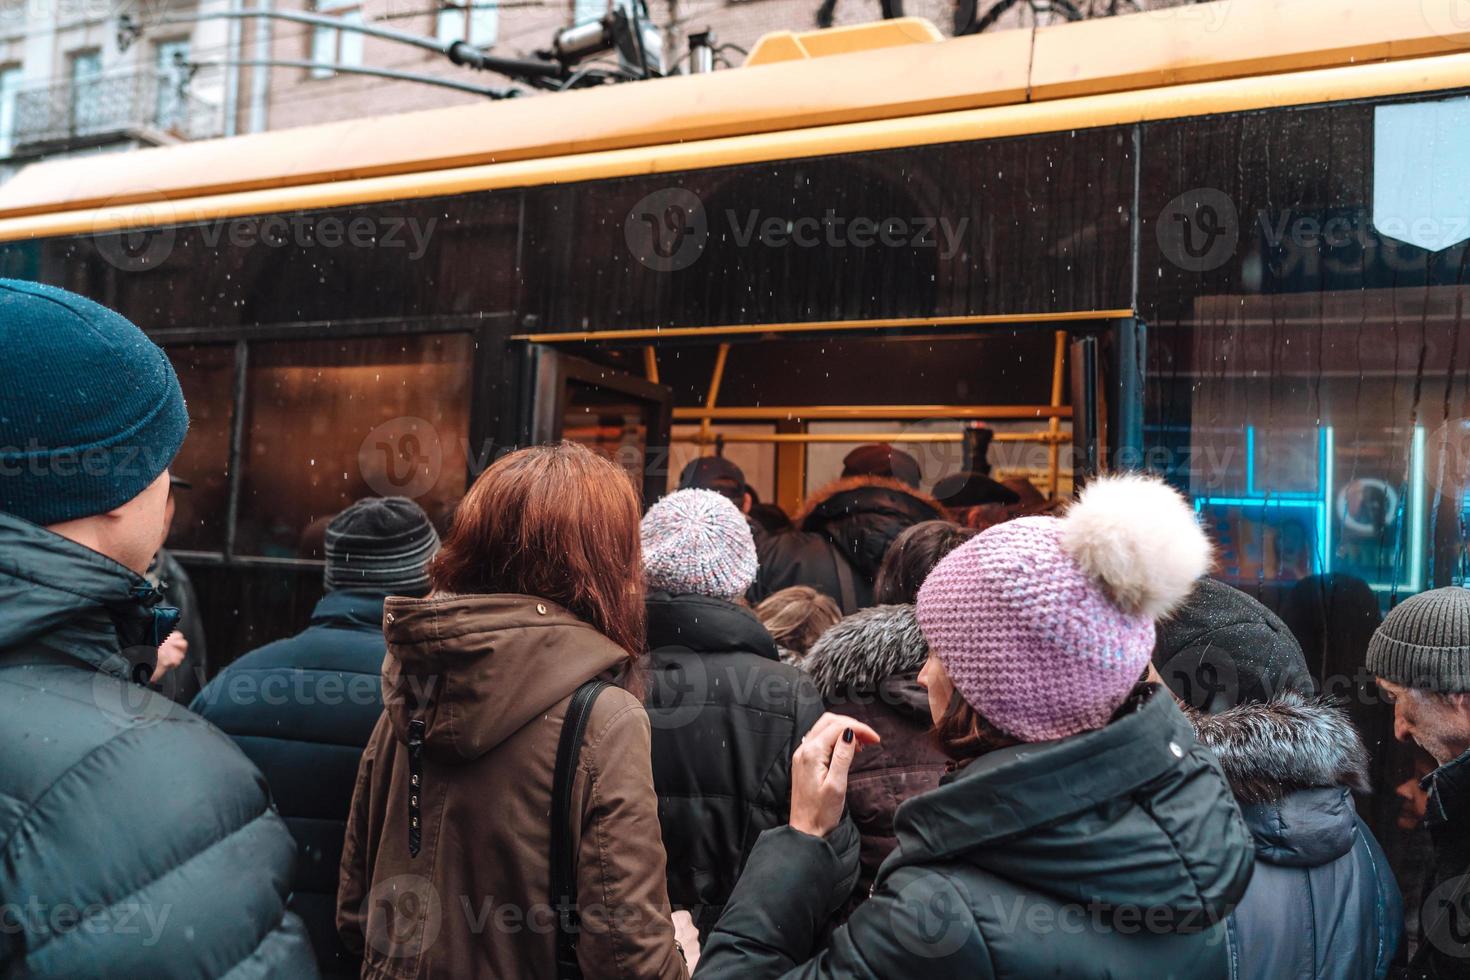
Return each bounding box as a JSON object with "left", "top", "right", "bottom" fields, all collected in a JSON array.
[
  {"left": 794, "top": 477, "right": 946, "bottom": 581},
  {"left": 1188, "top": 693, "right": 1369, "bottom": 804},
  {"left": 801, "top": 604, "right": 927, "bottom": 699},
  {"left": 1190, "top": 694, "right": 1373, "bottom": 870},
  {"left": 795, "top": 475, "right": 944, "bottom": 528}
]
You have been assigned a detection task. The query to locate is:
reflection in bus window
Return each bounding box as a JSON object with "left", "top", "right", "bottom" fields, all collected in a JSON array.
[
  {"left": 234, "top": 333, "right": 472, "bottom": 558},
  {"left": 1141, "top": 99, "right": 1470, "bottom": 605},
  {"left": 164, "top": 343, "right": 235, "bottom": 552}
]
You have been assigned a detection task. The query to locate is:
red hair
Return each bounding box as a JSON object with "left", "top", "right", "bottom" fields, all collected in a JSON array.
[{"left": 430, "top": 442, "right": 646, "bottom": 684}]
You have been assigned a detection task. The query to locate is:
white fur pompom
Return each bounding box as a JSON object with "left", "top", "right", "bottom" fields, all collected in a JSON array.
[{"left": 1058, "top": 473, "right": 1212, "bottom": 619}]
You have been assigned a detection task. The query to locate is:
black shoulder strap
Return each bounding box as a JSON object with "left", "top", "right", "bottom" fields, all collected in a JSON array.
[
  {"left": 551, "top": 678, "right": 608, "bottom": 980},
  {"left": 831, "top": 548, "right": 859, "bottom": 614}
]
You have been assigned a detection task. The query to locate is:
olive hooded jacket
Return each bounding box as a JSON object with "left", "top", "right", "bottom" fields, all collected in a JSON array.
[
  {"left": 337, "top": 593, "right": 687, "bottom": 980},
  {"left": 695, "top": 684, "right": 1254, "bottom": 979}
]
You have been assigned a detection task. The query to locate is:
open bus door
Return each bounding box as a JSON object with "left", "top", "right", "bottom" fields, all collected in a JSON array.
[{"left": 521, "top": 344, "right": 674, "bottom": 507}]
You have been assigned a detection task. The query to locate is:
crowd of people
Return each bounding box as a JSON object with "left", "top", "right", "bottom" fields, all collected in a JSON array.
[{"left": 4, "top": 281, "right": 1470, "bottom": 979}]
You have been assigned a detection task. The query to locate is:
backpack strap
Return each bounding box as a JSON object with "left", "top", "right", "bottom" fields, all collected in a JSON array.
[{"left": 551, "top": 678, "right": 609, "bottom": 980}]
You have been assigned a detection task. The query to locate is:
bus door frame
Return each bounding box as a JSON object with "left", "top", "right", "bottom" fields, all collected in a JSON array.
[
  {"left": 518, "top": 342, "right": 674, "bottom": 506},
  {"left": 1070, "top": 316, "right": 1146, "bottom": 485}
]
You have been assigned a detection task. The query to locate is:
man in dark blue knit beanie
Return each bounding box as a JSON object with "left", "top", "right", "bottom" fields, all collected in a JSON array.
[
  {"left": 0, "top": 279, "right": 319, "bottom": 978},
  {"left": 0, "top": 279, "right": 189, "bottom": 531}
]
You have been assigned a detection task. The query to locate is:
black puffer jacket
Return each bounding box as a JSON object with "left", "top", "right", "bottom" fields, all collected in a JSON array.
[
  {"left": 0, "top": 511, "right": 317, "bottom": 979},
  {"left": 1190, "top": 694, "right": 1402, "bottom": 979},
  {"left": 800, "top": 604, "right": 948, "bottom": 920},
  {"left": 192, "top": 589, "right": 389, "bottom": 979},
  {"left": 644, "top": 592, "right": 826, "bottom": 935},
  {"left": 1409, "top": 745, "right": 1470, "bottom": 977},
  {"left": 696, "top": 684, "right": 1255, "bottom": 979},
  {"left": 752, "top": 478, "right": 944, "bottom": 614}
]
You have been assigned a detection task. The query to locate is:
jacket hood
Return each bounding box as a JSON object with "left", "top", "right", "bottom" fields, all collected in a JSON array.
[
  {"left": 1188, "top": 694, "right": 1369, "bottom": 867},
  {"left": 381, "top": 592, "right": 630, "bottom": 760},
  {"left": 645, "top": 591, "right": 778, "bottom": 660},
  {"left": 802, "top": 604, "right": 926, "bottom": 698},
  {"left": 889, "top": 684, "right": 1252, "bottom": 925},
  {"left": 0, "top": 510, "right": 161, "bottom": 675},
  {"left": 1187, "top": 693, "right": 1369, "bottom": 803},
  {"left": 1236, "top": 789, "right": 1359, "bottom": 868},
  {"left": 796, "top": 477, "right": 945, "bottom": 577}
]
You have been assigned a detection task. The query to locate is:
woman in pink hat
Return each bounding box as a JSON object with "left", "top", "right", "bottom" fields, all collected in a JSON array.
[{"left": 694, "top": 474, "right": 1257, "bottom": 979}]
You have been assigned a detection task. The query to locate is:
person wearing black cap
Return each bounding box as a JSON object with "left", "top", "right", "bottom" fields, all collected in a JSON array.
[
  {"left": 144, "top": 474, "right": 208, "bottom": 703},
  {"left": 839, "top": 442, "right": 923, "bottom": 488},
  {"left": 680, "top": 455, "right": 751, "bottom": 511},
  {"left": 751, "top": 445, "right": 944, "bottom": 614},
  {"left": 193, "top": 496, "right": 440, "bottom": 979},
  {"left": 1154, "top": 577, "right": 1402, "bottom": 980}
]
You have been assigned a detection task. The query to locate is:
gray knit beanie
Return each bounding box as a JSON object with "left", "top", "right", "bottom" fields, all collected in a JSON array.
[
  {"left": 1366, "top": 587, "right": 1470, "bottom": 692},
  {"left": 641, "top": 488, "right": 757, "bottom": 601},
  {"left": 324, "top": 497, "right": 440, "bottom": 596}
]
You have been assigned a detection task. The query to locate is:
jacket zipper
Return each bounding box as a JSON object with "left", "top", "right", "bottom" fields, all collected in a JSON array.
[{"left": 407, "top": 718, "right": 425, "bottom": 858}]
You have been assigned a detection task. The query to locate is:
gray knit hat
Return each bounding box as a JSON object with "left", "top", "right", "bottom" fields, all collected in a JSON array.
[
  {"left": 641, "top": 489, "right": 757, "bottom": 601},
  {"left": 324, "top": 497, "right": 440, "bottom": 596},
  {"left": 1366, "top": 587, "right": 1470, "bottom": 692}
]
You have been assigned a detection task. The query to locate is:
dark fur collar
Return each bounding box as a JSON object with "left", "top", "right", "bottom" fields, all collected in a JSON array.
[
  {"left": 794, "top": 476, "right": 945, "bottom": 527},
  {"left": 1187, "top": 693, "right": 1369, "bottom": 804},
  {"left": 801, "top": 604, "right": 926, "bottom": 698}
]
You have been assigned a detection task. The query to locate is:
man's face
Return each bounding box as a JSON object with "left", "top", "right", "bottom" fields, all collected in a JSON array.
[{"left": 1378, "top": 677, "right": 1470, "bottom": 765}]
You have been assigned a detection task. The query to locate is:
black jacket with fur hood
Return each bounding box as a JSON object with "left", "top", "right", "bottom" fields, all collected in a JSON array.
[
  {"left": 751, "top": 477, "right": 944, "bottom": 613},
  {"left": 800, "top": 604, "right": 949, "bottom": 919},
  {"left": 1190, "top": 694, "right": 1402, "bottom": 979}
]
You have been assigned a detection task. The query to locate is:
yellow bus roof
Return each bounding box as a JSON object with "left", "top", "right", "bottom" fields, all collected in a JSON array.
[{"left": 0, "top": 0, "right": 1466, "bottom": 228}]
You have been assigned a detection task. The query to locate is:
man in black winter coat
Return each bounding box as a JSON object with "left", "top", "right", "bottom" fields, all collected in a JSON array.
[
  {"left": 639, "top": 489, "right": 830, "bottom": 936},
  {"left": 193, "top": 496, "right": 439, "bottom": 979},
  {"left": 1367, "top": 587, "right": 1470, "bottom": 979},
  {"left": 752, "top": 464, "right": 945, "bottom": 615},
  {"left": 0, "top": 279, "right": 316, "bottom": 978},
  {"left": 1155, "top": 578, "right": 1401, "bottom": 979}
]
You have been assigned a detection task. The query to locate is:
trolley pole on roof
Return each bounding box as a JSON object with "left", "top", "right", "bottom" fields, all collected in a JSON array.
[
  {"left": 119, "top": 3, "right": 666, "bottom": 92},
  {"left": 187, "top": 58, "right": 523, "bottom": 99}
]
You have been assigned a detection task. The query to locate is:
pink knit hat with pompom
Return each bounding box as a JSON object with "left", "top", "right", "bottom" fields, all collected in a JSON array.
[
  {"left": 641, "top": 488, "right": 757, "bottom": 601},
  {"left": 915, "top": 474, "right": 1211, "bottom": 742}
]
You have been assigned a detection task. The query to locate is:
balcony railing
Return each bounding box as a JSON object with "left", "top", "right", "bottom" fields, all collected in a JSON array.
[{"left": 12, "top": 68, "right": 223, "bottom": 152}]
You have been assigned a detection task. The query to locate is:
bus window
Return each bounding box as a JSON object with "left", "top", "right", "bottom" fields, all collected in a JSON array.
[
  {"left": 233, "top": 333, "right": 473, "bottom": 558},
  {"left": 163, "top": 343, "right": 235, "bottom": 552}
]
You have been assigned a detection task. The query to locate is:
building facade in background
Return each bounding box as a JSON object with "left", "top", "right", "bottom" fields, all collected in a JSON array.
[{"left": 0, "top": 0, "right": 1185, "bottom": 177}]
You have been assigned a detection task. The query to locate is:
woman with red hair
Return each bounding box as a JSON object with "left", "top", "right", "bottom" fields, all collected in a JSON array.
[{"left": 338, "top": 442, "right": 689, "bottom": 979}]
